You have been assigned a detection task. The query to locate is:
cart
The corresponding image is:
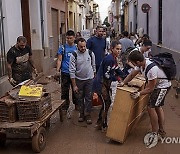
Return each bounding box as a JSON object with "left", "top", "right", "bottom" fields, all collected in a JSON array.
[{"left": 0, "top": 99, "right": 65, "bottom": 153}]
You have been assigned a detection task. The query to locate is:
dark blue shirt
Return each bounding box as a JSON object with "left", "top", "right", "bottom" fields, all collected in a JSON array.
[
  {"left": 87, "top": 36, "right": 106, "bottom": 69},
  {"left": 92, "top": 54, "right": 125, "bottom": 94}
]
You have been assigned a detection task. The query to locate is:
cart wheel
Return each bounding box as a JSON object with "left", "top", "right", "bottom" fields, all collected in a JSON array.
[
  {"left": 32, "top": 127, "right": 47, "bottom": 153},
  {"left": 46, "top": 119, "right": 51, "bottom": 128},
  {"left": 0, "top": 133, "right": 6, "bottom": 147},
  {"left": 59, "top": 109, "right": 63, "bottom": 122}
]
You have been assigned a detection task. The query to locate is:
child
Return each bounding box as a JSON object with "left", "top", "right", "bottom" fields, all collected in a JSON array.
[{"left": 92, "top": 40, "right": 125, "bottom": 131}]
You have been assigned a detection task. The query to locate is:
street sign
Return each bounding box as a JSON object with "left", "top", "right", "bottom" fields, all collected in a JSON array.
[{"left": 141, "top": 3, "right": 151, "bottom": 13}]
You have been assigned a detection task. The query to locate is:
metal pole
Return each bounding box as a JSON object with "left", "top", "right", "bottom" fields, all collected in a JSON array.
[{"left": 146, "top": 12, "right": 149, "bottom": 35}]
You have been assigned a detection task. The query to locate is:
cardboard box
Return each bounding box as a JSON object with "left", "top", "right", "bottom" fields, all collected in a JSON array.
[{"left": 106, "top": 78, "right": 149, "bottom": 143}]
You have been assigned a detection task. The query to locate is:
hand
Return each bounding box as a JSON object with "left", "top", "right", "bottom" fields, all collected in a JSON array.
[
  {"left": 73, "top": 85, "right": 78, "bottom": 93},
  {"left": 54, "top": 71, "right": 60, "bottom": 81},
  {"left": 9, "top": 78, "right": 17, "bottom": 86},
  {"left": 130, "top": 91, "right": 140, "bottom": 99},
  {"left": 118, "top": 81, "right": 124, "bottom": 87},
  {"left": 93, "top": 93, "right": 98, "bottom": 102}
]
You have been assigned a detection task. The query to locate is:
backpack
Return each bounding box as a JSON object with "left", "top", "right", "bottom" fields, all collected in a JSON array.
[
  {"left": 145, "top": 52, "right": 176, "bottom": 80},
  {"left": 61, "top": 44, "right": 77, "bottom": 60},
  {"left": 72, "top": 50, "right": 93, "bottom": 65}
]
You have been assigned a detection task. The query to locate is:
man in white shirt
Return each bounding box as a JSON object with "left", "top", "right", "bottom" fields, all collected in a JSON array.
[
  {"left": 120, "top": 50, "right": 171, "bottom": 146},
  {"left": 138, "top": 39, "right": 152, "bottom": 58}
]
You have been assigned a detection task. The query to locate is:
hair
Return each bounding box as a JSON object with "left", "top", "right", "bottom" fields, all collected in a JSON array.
[
  {"left": 143, "top": 34, "right": 149, "bottom": 39},
  {"left": 142, "top": 39, "right": 152, "bottom": 46},
  {"left": 77, "top": 37, "right": 86, "bottom": 44},
  {"left": 110, "top": 40, "right": 121, "bottom": 49},
  {"left": 76, "top": 32, "right": 81, "bottom": 37},
  {"left": 66, "top": 30, "right": 75, "bottom": 36},
  {"left": 122, "top": 31, "right": 129, "bottom": 37},
  {"left": 128, "top": 49, "right": 144, "bottom": 62},
  {"left": 96, "top": 25, "right": 104, "bottom": 30},
  {"left": 17, "top": 36, "right": 27, "bottom": 43}
]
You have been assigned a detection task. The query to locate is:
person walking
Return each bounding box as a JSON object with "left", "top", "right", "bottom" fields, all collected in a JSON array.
[
  {"left": 119, "top": 31, "right": 134, "bottom": 67},
  {"left": 7, "top": 36, "right": 37, "bottom": 86},
  {"left": 92, "top": 41, "right": 125, "bottom": 131},
  {"left": 69, "top": 38, "right": 96, "bottom": 124},
  {"left": 87, "top": 26, "right": 106, "bottom": 72},
  {"left": 56, "top": 30, "right": 78, "bottom": 111}
]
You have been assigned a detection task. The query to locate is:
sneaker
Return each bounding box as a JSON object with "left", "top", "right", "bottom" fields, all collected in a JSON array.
[
  {"left": 78, "top": 114, "right": 84, "bottom": 122},
  {"left": 95, "top": 119, "right": 102, "bottom": 130},
  {"left": 85, "top": 115, "right": 92, "bottom": 124}
]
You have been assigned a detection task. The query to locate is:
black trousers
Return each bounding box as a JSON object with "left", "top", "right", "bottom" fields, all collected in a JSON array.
[{"left": 61, "top": 72, "right": 77, "bottom": 110}]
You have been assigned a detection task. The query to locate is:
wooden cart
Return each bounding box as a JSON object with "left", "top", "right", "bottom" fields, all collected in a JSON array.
[{"left": 0, "top": 100, "right": 65, "bottom": 153}]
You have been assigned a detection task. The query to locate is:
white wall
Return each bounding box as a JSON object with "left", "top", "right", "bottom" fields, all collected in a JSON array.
[
  {"left": 163, "top": 0, "right": 180, "bottom": 51},
  {"left": 137, "top": 0, "right": 159, "bottom": 44},
  {"left": 3, "top": 0, "right": 23, "bottom": 51},
  {"left": 29, "top": 0, "right": 42, "bottom": 50}
]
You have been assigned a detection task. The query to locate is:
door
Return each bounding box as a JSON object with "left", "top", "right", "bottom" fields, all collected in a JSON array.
[
  {"left": 21, "top": 0, "right": 31, "bottom": 46},
  {"left": 51, "top": 8, "right": 59, "bottom": 56}
]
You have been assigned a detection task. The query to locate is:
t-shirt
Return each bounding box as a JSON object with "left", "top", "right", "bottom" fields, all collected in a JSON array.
[
  {"left": 7, "top": 45, "right": 32, "bottom": 74},
  {"left": 87, "top": 36, "right": 106, "bottom": 67},
  {"left": 57, "top": 44, "right": 77, "bottom": 74},
  {"left": 119, "top": 38, "right": 134, "bottom": 53},
  {"left": 135, "top": 59, "right": 171, "bottom": 89},
  {"left": 138, "top": 47, "right": 151, "bottom": 58}
]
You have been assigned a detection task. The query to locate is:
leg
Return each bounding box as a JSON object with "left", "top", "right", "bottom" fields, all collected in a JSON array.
[
  {"left": 76, "top": 79, "right": 85, "bottom": 122},
  {"left": 61, "top": 72, "right": 71, "bottom": 111},
  {"left": 155, "top": 107, "right": 165, "bottom": 132},
  {"left": 148, "top": 88, "right": 169, "bottom": 133},
  {"left": 84, "top": 79, "right": 93, "bottom": 124},
  {"left": 100, "top": 80, "right": 112, "bottom": 129},
  {"left": 147, "top": 106, "right": 159, "bottom": 132}
]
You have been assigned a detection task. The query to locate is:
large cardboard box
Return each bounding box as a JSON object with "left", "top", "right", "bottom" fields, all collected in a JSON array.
[{"left": 106, "top": 78, "right": 149, "bottom": 143}]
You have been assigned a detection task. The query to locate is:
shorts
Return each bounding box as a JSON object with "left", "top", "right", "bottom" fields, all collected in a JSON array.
[{"left": 148, "top": 87, "right": 170, "bottom": 108}]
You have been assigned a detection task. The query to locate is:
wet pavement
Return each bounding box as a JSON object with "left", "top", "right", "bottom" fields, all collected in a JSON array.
[{"left": 0, "top": 71, "right": 180, "bottom": 154}]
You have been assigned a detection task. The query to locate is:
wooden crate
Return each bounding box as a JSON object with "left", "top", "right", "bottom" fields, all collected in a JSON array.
[
  {"left": 0, "top": 96, "right": 17, "bottom": 122},
  {"left": 16, "top": 93, "right": 52, "bottom": 121},
  {"left": 106, "top": 78, "right": 149, "bottom": 143}
]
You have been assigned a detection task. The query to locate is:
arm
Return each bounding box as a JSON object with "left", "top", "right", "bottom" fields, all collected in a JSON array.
[
  {"left": 139, "top": 79, "right": 157, "bottom": 95},
  {"left": 69, "top": 53, "right": 78, "bottom": 92},
  {"left": 91, "top": 52, "right": 96, "bottom": 73},
  {"left": 7, "top": 62, "right": 13, "bottom": 79},
  {"left": 56, "top": 54, "right": 62, "bottom": 72},
  {"left": 123, "top": 69, "right": 140, "bottom": 85},
  {"left": 87, "top": 38, "right": 92, "bottom": 50}
]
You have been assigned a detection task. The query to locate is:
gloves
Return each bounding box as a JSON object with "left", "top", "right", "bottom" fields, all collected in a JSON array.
[
  {"left": 118, "top": 81, "right": 125, "bottom": 87},
  {"left": 9, "top": 78, "right": 17, "bottom": 86},
  {"left": 130, "top": 91, "right": 140, "bottom": 99}
]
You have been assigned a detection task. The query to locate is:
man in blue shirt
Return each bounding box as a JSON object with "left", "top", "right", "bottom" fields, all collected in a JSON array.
[
  {"left": 87, "top": 26, "right": 106, "bottom": 72},
  {"left": 56, "top": 30, "right": 78, "bottom": 111}
]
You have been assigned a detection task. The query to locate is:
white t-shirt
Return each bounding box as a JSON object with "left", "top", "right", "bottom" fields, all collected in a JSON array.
[
  {"left": 138, "top": 47, "right": 151, "bottom": 58},
  {"left": 135, "top": 59, "right": 171, "bottom": 89}
]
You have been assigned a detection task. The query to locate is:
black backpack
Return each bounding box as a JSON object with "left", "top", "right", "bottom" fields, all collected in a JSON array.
[{"left": 145, "top": 52, "right": 176, "bottom": 80}]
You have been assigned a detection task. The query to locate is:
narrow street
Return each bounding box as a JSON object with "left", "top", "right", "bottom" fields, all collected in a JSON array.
[{"left": 0, "top": 78, "right": 180, "bottom": 154}]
